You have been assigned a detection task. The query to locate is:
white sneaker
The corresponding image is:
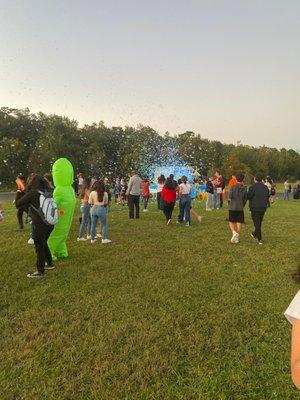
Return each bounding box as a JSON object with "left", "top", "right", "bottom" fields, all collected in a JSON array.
[
  {"left": 167, "top": 219, "right": 172, "bottom": 226},
  {"left": 77, "top": 237, "right": 87, "bottom": 241},
  {"left": 96, "top": 233, "right": 102, "bottom": 238},
  {"left": 87, "top": 235, "right": 91, "bottom": 240},
  {"left": 230, "top": 232, "right": 239, "bottom": 243},
  {"left": 91, "top": 239, "right": 97, "bottom": 244},
  {"left": 143, "top": 209, "right": 149, "bottom": 212},
  {"left": 102, "top": 239, "right": 112, "bottom": 244},
  {"left": 28, "top": 238, "right": 34, "bottom": 245},
  {"left": 186, "top": 222, "right": 190, "bottom": 226}
]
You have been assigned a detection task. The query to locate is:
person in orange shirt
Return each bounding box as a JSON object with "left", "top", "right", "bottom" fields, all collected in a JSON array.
[
  {"left": 14, "top": 175, "right": 28, "bottom": 229},
  {"left": 228, "top": 174, "right": 238, "bottom": 189}
]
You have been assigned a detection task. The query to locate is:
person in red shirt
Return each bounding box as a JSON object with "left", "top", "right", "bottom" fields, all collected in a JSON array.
[
  {"left": 142, "top": 178, "right": 150, "bottom": 212},
  {"left": 161, "top": 177, "right": 177, "bottom": 225}
]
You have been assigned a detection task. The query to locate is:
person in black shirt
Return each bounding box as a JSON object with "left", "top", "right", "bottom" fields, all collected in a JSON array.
[
  {"left": 247, "top": 173, "right": 270, "bottom": 244},
  {"left": 16, "top": 175, "right": 55, "bottom": 278}
]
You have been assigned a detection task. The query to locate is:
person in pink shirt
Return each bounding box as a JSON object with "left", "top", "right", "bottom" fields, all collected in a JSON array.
[{"left": 142, "top": 178, "right": 150, "bottom": 212}]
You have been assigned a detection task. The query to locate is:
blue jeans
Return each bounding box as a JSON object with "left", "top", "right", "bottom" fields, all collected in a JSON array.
[
  {"left": 178, "top": 194, "right": 191, "bottom": 223},
  {"left": 214, "top": 192, "right": 220, "bottom": 209},
  {"left": 91, "top": 206, "right": 108, "bottom": 240},
  {"left": 78, "top": 203, "right": 91, "bottom": 238},
  {"left": 284, "top": 190, "right": 290, "bottom": 200}
]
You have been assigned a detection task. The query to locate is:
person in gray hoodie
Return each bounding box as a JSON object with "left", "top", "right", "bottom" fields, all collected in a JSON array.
[{"left": 228, "top": 172, "right": 248, "bottom": 244}]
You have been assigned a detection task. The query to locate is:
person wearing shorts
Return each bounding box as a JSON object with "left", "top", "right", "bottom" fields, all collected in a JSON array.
[{"left": 228, "top": 172, "right": 247, "bottom": 244}]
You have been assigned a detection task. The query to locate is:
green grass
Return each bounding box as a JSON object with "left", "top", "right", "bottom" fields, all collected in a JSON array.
[{"left": 0, "top": 199, "right": 300, "bottom": 399}]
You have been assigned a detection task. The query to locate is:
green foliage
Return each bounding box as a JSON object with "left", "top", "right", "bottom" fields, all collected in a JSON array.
[{"left": 0, "top": 107, "right": 299, "bottom": 187}]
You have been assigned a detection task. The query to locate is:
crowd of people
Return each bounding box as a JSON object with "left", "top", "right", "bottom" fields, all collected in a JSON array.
[
  {"left": 3, "top": 169, "right": 298, "bottom": 279},
  {"left": 2, "top": 168, "right": 300, "bottom": 390}
]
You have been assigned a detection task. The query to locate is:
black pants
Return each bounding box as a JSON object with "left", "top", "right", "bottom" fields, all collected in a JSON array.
[
  {"left": 251, "top": 210, "right": 265, "bottom": 241},
  {"left": 128, "top": 194, "right": 140, "bottom": 219},
  {"left": 34, "top": 222, "right": 54, "bottom": 273},
  {"left": 17, "top": 209, "right": 24, "bottom": 229},
  {"left": 163, "top": 202, "right": 175, "bottom": 221},
  {"left": 157, "top": 192, "right": 162, "bottom": 210},
  {"left": 143, "top": 196, "right": 149, "bottom": 209}
]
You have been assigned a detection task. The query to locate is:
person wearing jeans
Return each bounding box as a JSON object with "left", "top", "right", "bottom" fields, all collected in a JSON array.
[
  {"left": 77, "top": 178, "right": 91, "bottom": 241},
  {"left": 142, "top": 178, "right": 150, "bottom": 212},
  {"left": 178, "top": 176, "right": 191, "bottom": 226},
  {"left": 284, "top": 180, "right": 291, "bottom": 200},
  {"left": 247, "top": 173, "right": 270, "bottom": 244},
  {"left": 89, "top": 180, "right": 111, "bottom": 244},
  {"left": 126, "top": 170, "right": 142, "bottom": 219},
  {"left": 91, "top": 205, "right": 108, "bottom": 241}
]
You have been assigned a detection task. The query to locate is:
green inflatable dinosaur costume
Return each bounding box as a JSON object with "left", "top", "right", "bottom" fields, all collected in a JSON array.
[{"left": 48, "top": 158, "right": 76, "bottom": 260}]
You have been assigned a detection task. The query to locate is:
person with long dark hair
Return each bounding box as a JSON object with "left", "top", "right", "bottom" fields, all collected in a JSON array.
[
  {"left": 285, "top": 262, "right": 300, "bottom": 390},
  {"left": 161, "top": 177, "right": 177, "bottom": 225},
  {"left": 77, "top": 177, "right": 92, "bottom": 241},
  {"left": 15, "top": 174, "right": 28, "bottom": 230},
  {"left": 89, "top": 180, "right": 111, "bottom": 244},
  {"left": 15, "top": 175, "right": 55, "bottom": 278}
]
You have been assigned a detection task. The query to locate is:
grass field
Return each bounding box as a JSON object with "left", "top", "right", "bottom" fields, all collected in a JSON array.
[{"left": 0, "top": 198, "right": 300, "bottom": 399}]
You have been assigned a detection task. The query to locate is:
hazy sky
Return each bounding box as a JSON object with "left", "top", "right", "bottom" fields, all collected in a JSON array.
[{"left": 0, "top": 0, "right": 299, "bottom": 149}]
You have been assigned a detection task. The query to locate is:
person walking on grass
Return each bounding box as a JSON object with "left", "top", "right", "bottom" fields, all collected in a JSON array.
[
  {"left": 190, "top": 182, "right": 202, "bottom": 223},
  {"left": 247, "top": 173, "right": 270, "bottom": 245},
  {"left": 228, "top": 172, "right": 247, "bottom": 244},
  {"left": 284, "top": 179, "right": 291, "bottom": 200},
  {"left": 178, "top": 176, "right": 192, "bottom": 226},
  {"left": 161, "top": 177, "right": 177, "bottom": 225},
  {"left": 156, "top": 175, "right": 166, "bottom": 210},
  {"left": 15, "top": 175, "right": 55, "bottom": 278},
  {"left": 89, "top": 180, "right": 111, "bottom": 244},
  {"left": 126, "top": 170, "right": 142, "bottom": 219},
  {"left": 205, "top": 177, "right": 214, "bottom": 211},
  {"left": 284, "top": 261, "right": 300, "bottom": 390},
  {"left": 77, "top": 177, "right": 92, "bottom": 241},
  {"left": 213, "top": 171, "right": 223, "bottom": 209},
  {"left": 142, "top": 177, "right": 150, "bottom": 212}
]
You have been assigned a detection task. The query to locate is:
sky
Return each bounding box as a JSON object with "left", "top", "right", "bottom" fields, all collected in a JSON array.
[{"left": 0, "top": 0, "right": 299, "bottom": 149}]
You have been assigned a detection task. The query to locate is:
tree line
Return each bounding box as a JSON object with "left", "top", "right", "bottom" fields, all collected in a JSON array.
[{"left": 0, "top": 107, "right": 299, "bottom": 188}]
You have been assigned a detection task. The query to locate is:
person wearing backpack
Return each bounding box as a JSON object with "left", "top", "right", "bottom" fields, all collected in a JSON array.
[{"left": 15, "top": 175, "right": 57, "bottom": 278}]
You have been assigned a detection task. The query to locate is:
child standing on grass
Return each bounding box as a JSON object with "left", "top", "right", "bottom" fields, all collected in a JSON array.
[
  {"left": 228, "top": 172, "right": 247, "bottom": 244},
  {"left": 142, "top": 178, "right": 150, "bottom": 212},
  {"left": 285, "top": 262, "right": 300, "bottom": 390}
]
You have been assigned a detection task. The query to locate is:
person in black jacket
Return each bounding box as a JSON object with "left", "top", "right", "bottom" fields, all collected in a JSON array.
[
  {"left": 247, "top": 173, "right": 270, "bottom": 244},
  {"left": 16, "top": 175, "right": 55, "bottom": 278}
]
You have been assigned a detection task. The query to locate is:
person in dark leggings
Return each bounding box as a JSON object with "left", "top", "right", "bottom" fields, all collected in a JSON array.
[
  {"left": 16, "top": 175, "right": 54, "bottom": 278},
  {"left": 15, "top": 175, "right": 28, "bottom": 229},
  {"left": 247, "top": 173, "right": 270, "bottom": 245},
  {"left": 161, "top": 178, "right": 177, "bottom": 225}
]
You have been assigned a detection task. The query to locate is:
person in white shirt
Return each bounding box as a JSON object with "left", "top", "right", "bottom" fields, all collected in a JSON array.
[
  {"left": 177, "top": 176, "right": 192, "bottom": 226},
  {"left": 126, "top": 171, "right": 142, "bottom": 219},
  {"left": 285, "top": 263, "right": 300, "bottom": 389},
  {"left": 156, "top": 175, "right": 165, "bottom": 210}
]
